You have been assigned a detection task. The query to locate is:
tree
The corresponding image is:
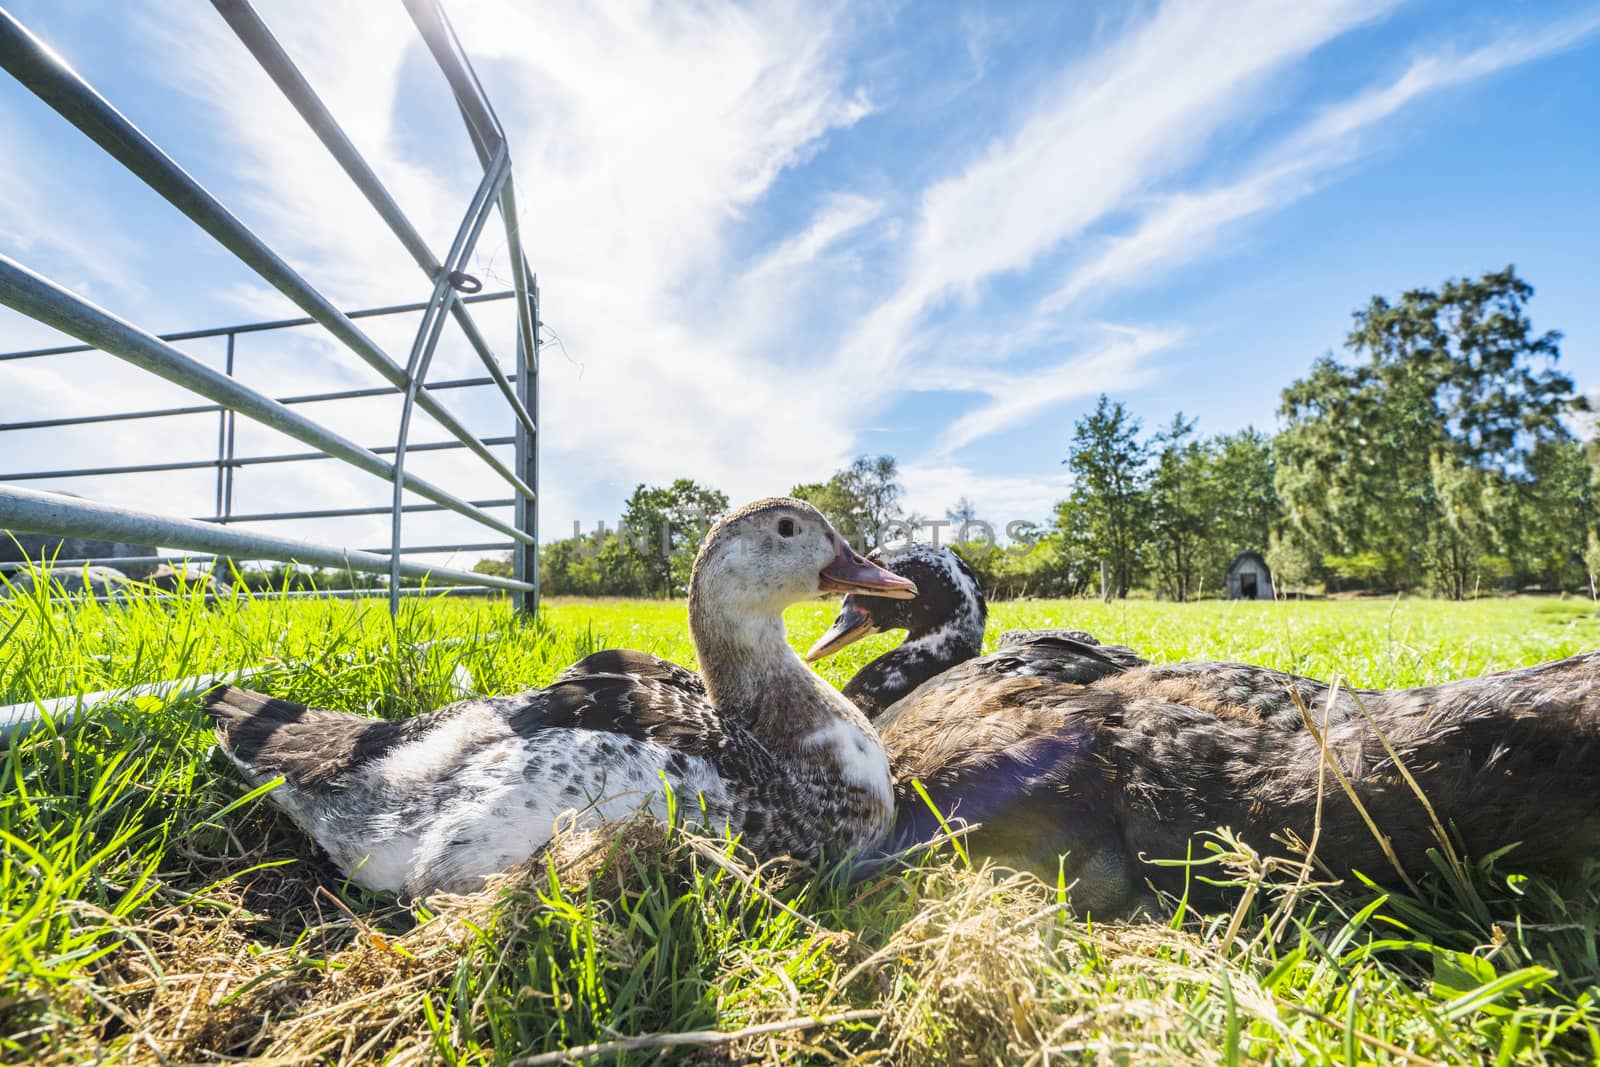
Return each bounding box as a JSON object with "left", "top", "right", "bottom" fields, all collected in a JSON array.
[
  {"left": 1210, "top": 428, "right": 1276, "bottom": 558},
  {"left": 621, "top": 479, "right": 729, "bottom": 597},
  {"left": 946, "top": 496, "right": 978, "bottom": 528},
  {"left": 1063, "top": 394, "right": 1149, "bottom": 600},
  {"left": 472, "top": 555, "right": 513, "bottom": 579},
  {"left": 840, "top": 455, "right": 904, "bottom": 548},
  {"left": 1146, "top": 414, "right": 1210, "bottom": 601},
  {"left": 1508, "top": 439, "right": 1595, "bottom": 591},
  {"left": 1277, "top": 267, "right": 1582, "bottom": 596},
  {"left": 792, "top": 454, "right": 905, "bottom": 550},
  {"left": 1427, "top": 451, "right": 1494, "bottom": 600}
]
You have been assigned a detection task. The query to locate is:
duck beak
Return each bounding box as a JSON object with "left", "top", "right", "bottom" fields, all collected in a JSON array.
[
  {"left": 818, "top": 540, "right": 918, "bottom": 600},
  {"left": 805, "top": 600, "right": 878, "bottom": 662}
]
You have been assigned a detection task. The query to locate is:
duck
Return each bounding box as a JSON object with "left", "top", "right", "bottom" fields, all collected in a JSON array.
[
  {"left": 806, "top": 544, "right": 1149, "bottom": 718},
  {"left": 203, "top": 498, "right": 917, "bottom": 899},
  {"left": 808, "top": 545, "right": 1600, "bottom": 911}
]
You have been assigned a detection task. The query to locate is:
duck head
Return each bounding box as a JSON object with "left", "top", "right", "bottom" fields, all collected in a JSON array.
[
  {"left": 805, "top": 544, "right": 986, "bottom": 662},
  {"left": 688, "top": 497, "right": 918, "bottom": 725},
  {"left": 690, "top": 499, "right": 916, "bottom": 646}
]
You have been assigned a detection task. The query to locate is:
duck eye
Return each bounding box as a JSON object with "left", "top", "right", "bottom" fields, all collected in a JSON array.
[{"left": 777, "top": 518, "right": 798, "bottom": 538}]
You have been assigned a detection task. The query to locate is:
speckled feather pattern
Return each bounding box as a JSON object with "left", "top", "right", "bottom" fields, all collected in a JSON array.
[
  {"left": 210, "top": 662, "right": 892, "bottom": 899},
  {"left": 842, "top": 545, "right": 988, "bottom": 720},
  {"left": 207, "top": 499, "right": 896, "bottom": 899}
]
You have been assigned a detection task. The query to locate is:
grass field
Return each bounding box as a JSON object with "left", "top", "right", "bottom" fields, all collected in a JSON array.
[{"left": 4, "top": 584, "right": 1600, "bottom": 1064}]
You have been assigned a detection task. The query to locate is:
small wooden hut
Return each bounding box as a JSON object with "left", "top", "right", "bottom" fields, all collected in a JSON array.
[{"left": 1225, "top": 551, "right": 1274, "bottom": 600}]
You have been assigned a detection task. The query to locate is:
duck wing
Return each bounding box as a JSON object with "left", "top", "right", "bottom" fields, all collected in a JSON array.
[
  {"left": 1088, "top": 661, "right": 1374, "bottom": 729},
  {"left": 999, "top": 627, "right": 1104, "bottom": 647},
  {"left": 207, "top": 662, "right": 772, "bottom": 897},
  {"left": 964, "top": 636, "right": 1147, "bottom": 686},
  {"left": 508, "top": 667, "right": 728, "bottom": 759},
  {"left": 557, "top": 647, "right": 708, "bottom": 698}
]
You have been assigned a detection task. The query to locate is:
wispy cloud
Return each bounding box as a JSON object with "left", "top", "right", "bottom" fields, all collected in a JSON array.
[
  {"left": 836, "top": 0, "right": 1397, "bottom": 387},
  {"left": 2, "top": 0, "right": 1595, "bottom": 546},
  {"left": 932, "top": 325, "right": 1179, "bottom": 457},
  {"left": 898, "top": 460, "right": 1075, "bottom": 527},
  {"left": 885, "top": 3, "right": 1600, "bottom": 466},
  {"left": 1042, "top": 8, "right": 1600, "bottom": 311}
]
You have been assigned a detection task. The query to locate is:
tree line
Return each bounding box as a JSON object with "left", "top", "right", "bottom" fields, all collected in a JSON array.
[{"left": 480, "top": 266, "right": 1596, "bottom": 601}]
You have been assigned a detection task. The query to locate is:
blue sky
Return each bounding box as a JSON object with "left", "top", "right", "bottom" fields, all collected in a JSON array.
[{"left": 1, "top": 0, "right": 1598, "bottom": 565}]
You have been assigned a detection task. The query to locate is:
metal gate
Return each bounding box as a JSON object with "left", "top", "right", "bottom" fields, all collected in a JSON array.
[{"left": 0, "top": 0, "right": 539, "bottom": 615}]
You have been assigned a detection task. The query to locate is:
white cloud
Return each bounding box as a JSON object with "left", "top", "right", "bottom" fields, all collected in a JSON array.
[
  {"left": 3, "top": 0, "right": 1596, "bottom": 557},
  {"left": 932, "top": 325, "right": 1179, "bottom": 456},
  {"left": 836, "top": 0, "right": 1397, "bottom": 388},
  {"left": 898, "top": 461, "right": 1075, "bottom": 530},
  {"left": 1042, "top": 9, "right": 1600, "bottom": 311},
  {"left": 118, "top": 0, "right": 878, "bottom": 522}
]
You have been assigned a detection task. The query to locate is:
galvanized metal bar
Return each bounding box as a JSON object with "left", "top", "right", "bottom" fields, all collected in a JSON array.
[
  {"left": 210, "top": 0, "right": 535, "bottom": 441},
  {"left": 514, "top": 278, "right": 540, "bottom": 613},
  {"left": 261, "top": 585, "right": 501, "bottom": 600},
  {"left": 474, "top": 164, "right": 540, "bottom": 616},
  {"left": 402, "top": 0, "right": 506, "bottom": 159},
  {"left": 273, "top": 375, "right": 511, "bottom": 406},
  {"left": 213, "top": 332, "right": 234, "bottom": 518},
  {"left": 204, "top": 498, "right": 511, "bottom": 524},
  {"left": 0, "top": 663, "right": 278, "bottom": 740},
  {"left": 0, "top": 456, "right": 235, "bottom": 482},
  {"left": 403, "top": 0, "right": 539, "bottom": 615},
  {"left": 0, "top": 255, "right": 531, "bottom": 545},
  {"left": 0, "top": 290, "right": 514, "bottom": 361},
  {"left": 4, "top": 403, "right": 219, "bottom": 432},
  {"left": 44, "top": 585, "right": 504, "bottom": 607},
  {"left": 0, "top": 10, "right": 531, "bottom": 501},
  {"left": 222, "top": 389, "right": 237, "bottom": 521},
  {"left": 0, "top": 633, "right": 495, "bottom": 741},
  {"left": 0, "top": 375, "right": 514, "bottom": 434},
  {"left": 0, "top": 436, "right": 514, "bottom": 482},
  {"left": 388, "top": 147, "right": 511, "bottom": 611},
  {"left": 0, "top": 547, "right": 512, "bottom": 572},
  {"left": 0, "top": 484, "right": 532, "bottom": 592}
]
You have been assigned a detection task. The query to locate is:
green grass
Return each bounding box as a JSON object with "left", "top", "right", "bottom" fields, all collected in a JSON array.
[{"left": 3, "top": 580, "right": 1600, "bottom": 1064}]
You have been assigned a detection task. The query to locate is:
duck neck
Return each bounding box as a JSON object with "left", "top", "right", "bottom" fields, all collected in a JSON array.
[
  {"left": 688, "top": 578, "right": 894, "bottom": 853},
  {"left": 688, "top": 590, "right": 859, "bottom": 735},
  {"left": 844, "top": 623, "right": 984, "bottom": 719}
]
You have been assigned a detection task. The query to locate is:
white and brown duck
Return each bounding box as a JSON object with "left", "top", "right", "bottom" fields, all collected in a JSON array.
[
  {"left": 812, "top": 545, "right": 1600, "bottom": 911},
  {"left": 204, "top": 498, "right": 916, "bottom": 898}
]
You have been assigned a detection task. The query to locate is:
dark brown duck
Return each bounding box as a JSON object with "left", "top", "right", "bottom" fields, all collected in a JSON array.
[{"left": 811, "top": 545, "right": 1600, "bottom": 911}]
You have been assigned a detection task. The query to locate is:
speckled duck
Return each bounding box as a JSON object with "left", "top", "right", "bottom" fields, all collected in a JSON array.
[{"left": 204, "top": 498, "right": 916, "bottom": 898}]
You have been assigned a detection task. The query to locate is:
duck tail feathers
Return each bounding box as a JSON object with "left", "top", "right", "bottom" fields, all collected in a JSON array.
[{"left": 202, "top": 685, "right": 316, "bottom": 760}]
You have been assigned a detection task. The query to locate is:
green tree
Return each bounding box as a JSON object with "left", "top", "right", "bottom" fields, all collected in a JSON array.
[
  {"left": 621, "top": 479, "right": 729, "bottom": 597},
  {"left": 841, "top": 455, "right": 904, "bottom": 548},
  {"left": 1210, "top": 428, "right": 1277, "bottom": 558},
  {"left": 1063, "top": 394, "right": 1149, "bottom": 600},
  {"left": 1146, "top": 414, "right": 1210, "bottom": 601},
  {"left": 792, "top": 454, "right": 904, "bottom": 549},
  {"left": 1508, "top": 439, "right": 1595, "bottom": 591},
  {"left": 1277, "top": 266, "right": 1580, "bottom": 596},
  {"left": 1427, "top": 452, "right": 1494, "bottom": 600}
]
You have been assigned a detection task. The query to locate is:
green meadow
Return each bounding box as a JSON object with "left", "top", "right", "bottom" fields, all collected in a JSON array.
[{"left": 3, "top": 585, "right": 1600, "bottom": 1064}]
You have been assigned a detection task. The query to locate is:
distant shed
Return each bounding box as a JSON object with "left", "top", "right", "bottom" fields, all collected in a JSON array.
[{"left": 1225, "top": 551, "right": 1274, "bottom": 600}]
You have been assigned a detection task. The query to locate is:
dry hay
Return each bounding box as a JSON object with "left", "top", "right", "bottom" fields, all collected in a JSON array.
[
  {"left": 27, "top": 819, "right": 677, "bottom": 1067},
  {"left": 26, "top": 819, "right": 1291, "bottom": 1067}
]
